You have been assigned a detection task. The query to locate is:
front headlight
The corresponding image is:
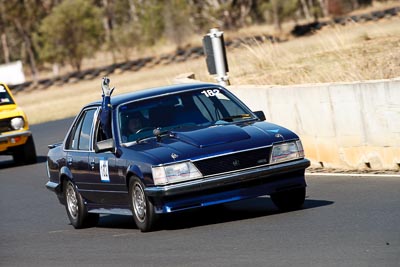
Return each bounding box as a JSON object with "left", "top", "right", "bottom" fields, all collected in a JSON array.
[
  {"left": 10, "top": 117, "right": 25, "bottom": 130},
  {"left": 270, "top": 140, "right": 304, "bottom": 164},
  {"left": 152, "top": 161, "right": 203, "bottom": 186}
]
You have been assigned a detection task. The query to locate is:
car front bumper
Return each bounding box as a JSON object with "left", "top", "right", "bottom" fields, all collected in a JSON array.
[
  {"left": 45, "top": 181, "right": 60, "bottom": 192},
  {"left": 0, "top": 130, "right": 31, "bottom": 152},
  {"left": 145, "top": 158, "right": 310, "bottom": 213}
]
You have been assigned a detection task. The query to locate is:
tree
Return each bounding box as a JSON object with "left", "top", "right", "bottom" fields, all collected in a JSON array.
[
  {"left": 317, "top": 0, "right": 329, "bottom": 17},
  {"left": 187, "top": 0, "right": 262, "bottom": 30},
  {"left": 163, "top": 0, "right": 193, "bottom": 48},
  {"left": 0, "top": 2, "right": 10, "bottom": 64},
  {"left": 36, "top": 0, "right": 103, "bottom": 72},
  {"left": 101, "top": 0, "right": 115, "bottom": 61},
  {"left": 263, "top": 0, "right": 299, "bottom": 32},
  {"left": 327, "top": 0, "right": 372, "bottom": 15},
  {"left": 137, "top": 0, "right": 164, "bottom": 46},
  {"left": 300, "top": 0, "right": 312, "bottom": 20},
  {"left": 0, "top": 0, "right": 54, "bottom": 82}
]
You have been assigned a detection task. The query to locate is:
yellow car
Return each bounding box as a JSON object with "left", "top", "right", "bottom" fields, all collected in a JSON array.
[{"left": 0, "top": 82, "right": 37, "bottom": 164}]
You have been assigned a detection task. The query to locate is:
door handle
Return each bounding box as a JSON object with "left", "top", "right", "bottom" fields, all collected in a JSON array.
[
  {"left": 67, "top": 156, "right": 73, "bottom": 166},
  {"left": 90, "top": 159, "right": 95, "bottom": 170}
]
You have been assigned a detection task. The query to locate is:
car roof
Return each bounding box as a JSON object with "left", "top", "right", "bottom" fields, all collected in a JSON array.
[{"left": 86, "top": 82, "right": 222, "bottom": 108}]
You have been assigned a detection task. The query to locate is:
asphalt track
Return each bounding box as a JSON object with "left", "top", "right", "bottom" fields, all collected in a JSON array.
[{"left": 0, "top": 118, "right": 399, "bottom": 266}]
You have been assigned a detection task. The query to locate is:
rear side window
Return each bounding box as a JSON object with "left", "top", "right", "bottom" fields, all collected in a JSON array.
[{"left": 65, "top": 109, "right": 96, "bottom": 150}]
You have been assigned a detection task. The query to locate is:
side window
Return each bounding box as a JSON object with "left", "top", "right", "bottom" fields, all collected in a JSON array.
[
  {"left": 71, "top": 117, "right": 84, "bottom": 150},
  {"left": 65, "top": 109, "right": 96, "bottom": 150},
  {"left": 79, "top": 109, "right": 96, "bottom": 150}
]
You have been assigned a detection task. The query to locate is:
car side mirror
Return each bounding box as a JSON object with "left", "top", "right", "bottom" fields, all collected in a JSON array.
[
  {"left": 95, "top": 138, "right": 115, "bottom": 153},
  {"left": 253, "top": 111, "right": 266, "bottom": 121}
]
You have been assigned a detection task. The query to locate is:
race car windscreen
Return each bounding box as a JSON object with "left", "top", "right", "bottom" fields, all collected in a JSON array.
[
  {"left": 118, "top": 88, "right": 256, "bottom": 143},
  {"left": 0, "top": 85, "right": 15, "bottom": 105}
]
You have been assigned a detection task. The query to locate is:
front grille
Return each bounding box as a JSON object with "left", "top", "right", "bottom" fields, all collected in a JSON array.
[
  {"left": 0, "top": 118, "right": 12, "bottom": 133},
  {"left": 193, "top": 147, "right": 271, "bottom": 177}
]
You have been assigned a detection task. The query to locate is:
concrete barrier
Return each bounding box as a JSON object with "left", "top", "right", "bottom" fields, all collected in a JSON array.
[{"left": 228, "top": 78, "right": 400, "bottom": 170}]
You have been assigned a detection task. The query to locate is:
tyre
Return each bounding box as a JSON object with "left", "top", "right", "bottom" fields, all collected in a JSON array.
[
  {"left": 13, "top": 136, "right": 37, "bottom": 164},
  {"left": 270, "top": 187, "right": 306, "bottom": 211},
  {"left": 64, "top": 180, "right": 99, "bottom": 229},
  {"left": 129, "top": 177, "right": 158, "bottom": 232}
]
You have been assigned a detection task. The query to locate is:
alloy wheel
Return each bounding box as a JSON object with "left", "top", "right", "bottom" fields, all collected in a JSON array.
[
  {"left": 66, "top": 182, "right": 78, "bottom": 219},
  {"left": 133, "top": 183, "right": 146, "bottom": 222}
]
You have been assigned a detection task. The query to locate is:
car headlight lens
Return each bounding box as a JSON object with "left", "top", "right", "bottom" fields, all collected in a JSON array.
[
  {"left": 152, "top": 161, "right": 203, "bottom": 186},
  {"left": 270, "top": 140, "right": 304, "bottom": 164},
  {"left": 10, "top": 117, "right": 25, "bottom": 130}
]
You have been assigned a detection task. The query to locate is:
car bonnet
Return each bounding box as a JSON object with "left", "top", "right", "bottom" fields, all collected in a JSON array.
[{"left": 124, "top": 121, "right": 299, "bottom": 164}]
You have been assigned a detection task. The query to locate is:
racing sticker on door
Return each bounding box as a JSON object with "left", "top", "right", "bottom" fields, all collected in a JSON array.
[{"left": 100, "top": 158, "right": 110, "bottom": 182}]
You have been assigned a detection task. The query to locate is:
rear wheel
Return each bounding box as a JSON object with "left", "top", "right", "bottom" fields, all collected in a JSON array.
[
  {"left": 13, "top": 136, "right": 37, "bottom": 164},
  {"left": 64, "top": 180, "right": 99, "bottom": 229},
  {"left": 129, "top": 177, "right": 158, "bottom": 232},
  {"left": 270, "top": 187, "right": 306, "bottom": 211}
]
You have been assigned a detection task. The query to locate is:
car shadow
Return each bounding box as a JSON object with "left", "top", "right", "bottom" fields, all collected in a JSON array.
[
  {"left": 97, "top": 214, "right": 137, "bottom": 229},
  {"left": 0, "top": 155, "right": 47, "bottom": 170},
  {"left": 95, "top": 197, "right": 334, "bottom": 231}
]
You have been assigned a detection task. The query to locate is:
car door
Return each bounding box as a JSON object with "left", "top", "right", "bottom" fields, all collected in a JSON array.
[
  {"left": 85, "top": 110, "right": 128, "bottom": 206},
  {"left": 64, "top": 108, "right": 96, "bottom": 201}
]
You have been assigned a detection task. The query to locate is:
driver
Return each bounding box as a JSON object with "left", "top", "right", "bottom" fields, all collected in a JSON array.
[
  {"left": 122, "top": 112, "right": 145, "bottom": 142},
  {"left": 128, "top": 116, "right": 142, "bottom": 134}
]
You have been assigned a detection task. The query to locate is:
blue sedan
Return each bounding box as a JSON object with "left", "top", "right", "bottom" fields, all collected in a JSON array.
[{"left": 46, "top": 82, "right": 310, "bottom": 232}]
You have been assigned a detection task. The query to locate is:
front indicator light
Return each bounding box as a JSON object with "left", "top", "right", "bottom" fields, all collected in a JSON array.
[
  {"left": 296, "top": 140, "right": 305, "bottom": 158},
  {"left": 10, "top": 137, "right": 22, "bottom": 144}
]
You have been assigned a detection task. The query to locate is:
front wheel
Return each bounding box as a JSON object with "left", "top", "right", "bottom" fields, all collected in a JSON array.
[
  {"left": 64, "top": 180, "right": 99, "bottom": 229},
  {"left": 270, "top": 187, "right": 306, "bottom": 211},
  {"left": 129, "top": 177, "right": 158, "bottom": 232}
]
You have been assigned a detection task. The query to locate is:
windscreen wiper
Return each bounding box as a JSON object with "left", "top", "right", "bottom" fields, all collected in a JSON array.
[
  {"left": 220, "top": 114, "right": 252, "bottom": 122},
  {"left": 135, "top": 135, "right": 154, "bottom": 144}
]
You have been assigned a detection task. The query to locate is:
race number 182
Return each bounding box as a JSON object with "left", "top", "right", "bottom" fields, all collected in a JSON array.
[{"left": 201, "top": 89, "right": 220, "bottom": 97}]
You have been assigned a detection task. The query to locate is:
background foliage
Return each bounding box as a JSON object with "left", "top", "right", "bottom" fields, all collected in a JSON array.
[{"left": 0, "top": 0, "right": 383, "bottom": 78}]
